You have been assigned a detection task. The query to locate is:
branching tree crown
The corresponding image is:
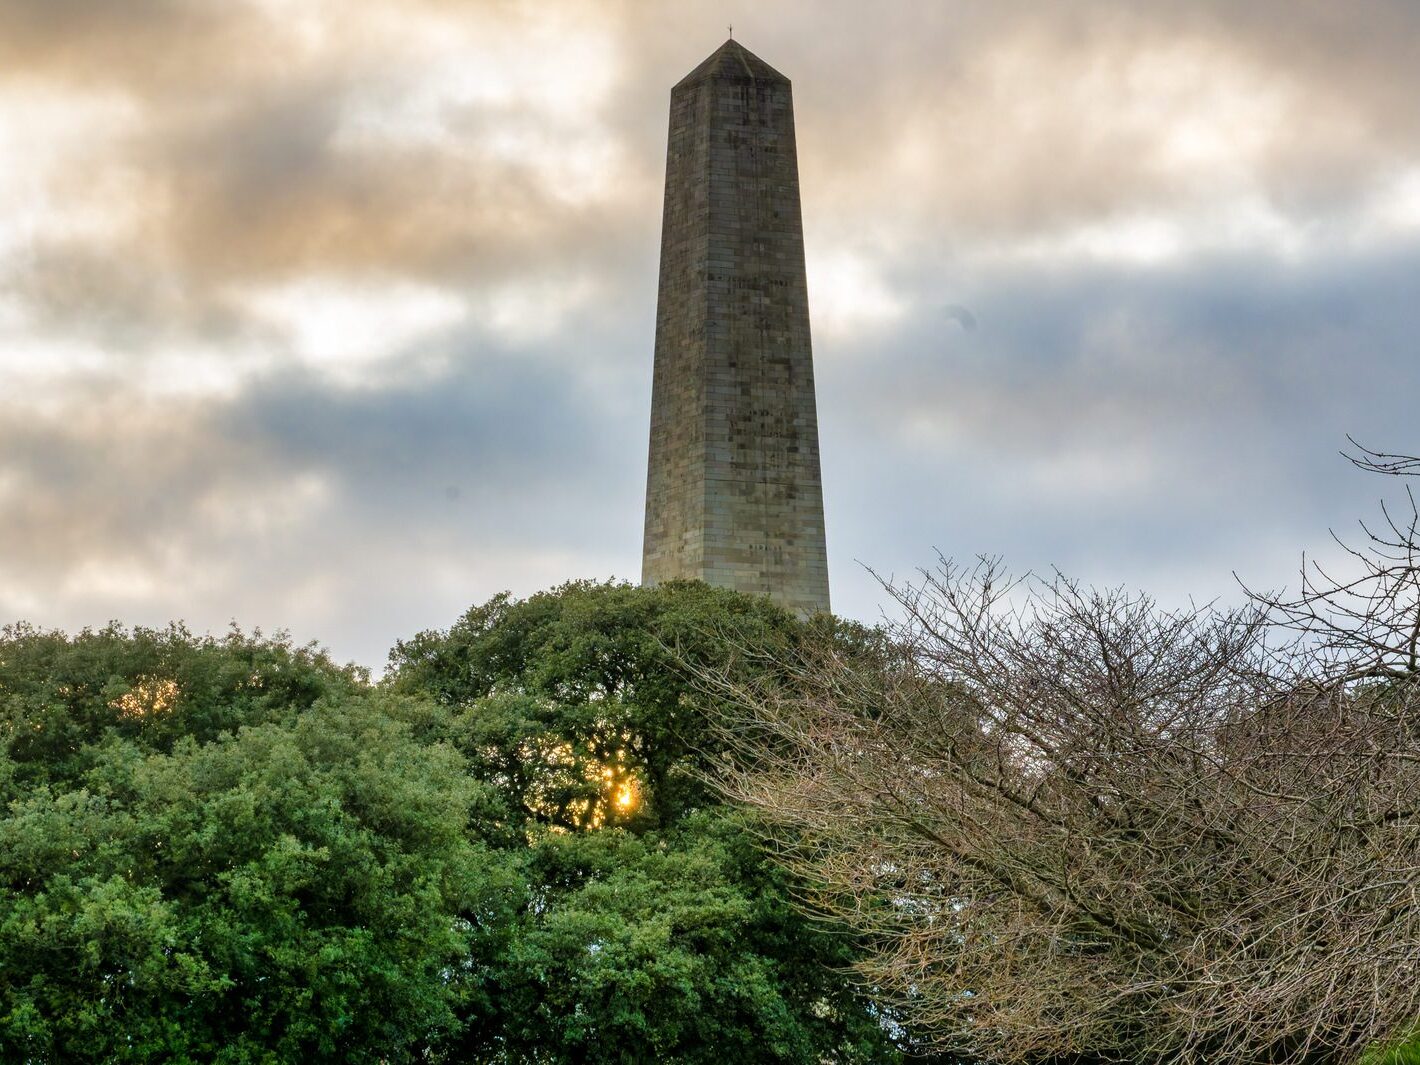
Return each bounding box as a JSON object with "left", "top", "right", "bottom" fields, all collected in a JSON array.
[{"left": 712, "top": 448, "right": 1420, "bottom": 1065}]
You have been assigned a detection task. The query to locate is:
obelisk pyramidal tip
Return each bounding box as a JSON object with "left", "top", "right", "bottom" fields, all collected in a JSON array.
[{"left": 641, "top": 39, "right": 831, "bottom": 615}]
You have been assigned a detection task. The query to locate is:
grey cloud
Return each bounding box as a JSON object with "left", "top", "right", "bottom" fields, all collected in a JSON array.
[
  {"left": 4, "top": 0, "right": 1413, "bottom": 289},
  {"left": 0, "top": 0, "right": 289, "bottom": 98},
  {"left": 6, "top": 241, "right": 260, "bottom": 351},
  {"left": 712, "top": 1, "right": 1420, "bottom": 237},
  {"left": 223, "top": 338, "right": 645, "bottom": 523},
  {"left": 140, "top": 87, "right": 643, "bottom": 284},
  {"left": 8, "top": 0, "right": 1417, "bottom": 343},
  {"left": 0, "top": 309, "right": 650, "bottom": 663},
  {"left": 817, "top": 240, "right": 1420, "bottom": 621},
  {"left": 4, "top": 0, "right": 1420, "bottom": 666}
]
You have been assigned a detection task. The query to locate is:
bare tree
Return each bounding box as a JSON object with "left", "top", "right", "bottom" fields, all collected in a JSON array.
[
  {"left": 1246, "top": 440, "right": 1420, "bottom": 686},
  {"left": 710, "top": 453, "right": 1420, "bottom": 1065}
]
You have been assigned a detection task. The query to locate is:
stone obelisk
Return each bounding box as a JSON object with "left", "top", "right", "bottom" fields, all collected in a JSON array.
[{"left": 641, "top": 39, "right": 830, "bottom": 615}]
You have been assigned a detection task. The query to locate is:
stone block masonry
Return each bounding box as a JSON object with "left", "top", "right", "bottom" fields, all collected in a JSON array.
[{"left": 641, "top": 39, "right": 831, "bottom": 616}]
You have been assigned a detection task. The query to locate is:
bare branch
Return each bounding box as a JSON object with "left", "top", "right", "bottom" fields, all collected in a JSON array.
[{"left": 701, "top": 478, "right": 1420, "bottom": 1064}]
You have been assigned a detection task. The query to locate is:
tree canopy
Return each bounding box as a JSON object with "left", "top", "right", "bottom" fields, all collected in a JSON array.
[
  {"left": 713, "top": 463, "right": 1420, "bottom": 1065},
  {"left": 1, "top": 585, "right": 905, "bottom": 1063},
  {"left": 390, "top": 580, "right": 903, "bottom": 1063},
  {"left": 0, "top": 624, "right": 518, "bottom": 1063},
  {"left": 21, "top": 539, "right": 1416, "bottom": 1064}
]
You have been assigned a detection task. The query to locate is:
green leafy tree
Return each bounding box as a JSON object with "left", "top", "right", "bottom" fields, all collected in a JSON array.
[
  {"left": 489, "top": 814, "right": 893, "bottom": 1064},
  {"left": 1, "top": 586, "right": 907, "bottom": 1062},
  {"left": 390, "top": 580, "right": 903, "bottom": 1064},
  {"left": 391, "top": 580, "right": 800, "bottom": 827},
  {"left": 0, "top": 624, "right": 519, "bottom": 1063}
]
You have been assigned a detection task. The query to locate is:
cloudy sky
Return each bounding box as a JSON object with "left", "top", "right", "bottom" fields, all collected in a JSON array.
[{"left": 3, "top": 0, "right": 1419, "bottom": 668}]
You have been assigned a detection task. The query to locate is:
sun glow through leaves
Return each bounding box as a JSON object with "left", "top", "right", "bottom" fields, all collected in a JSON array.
[{"left": 109, "top": 677, "right": 179, "bottom": 719}]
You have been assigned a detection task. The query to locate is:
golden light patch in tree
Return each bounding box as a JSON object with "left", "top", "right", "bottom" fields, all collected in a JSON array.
[
  {"left": 110, "top": 677, "right": 179, "bottom": 719},
  {"left": 612, "top": 777, "right": 640, "bottom": 813}
]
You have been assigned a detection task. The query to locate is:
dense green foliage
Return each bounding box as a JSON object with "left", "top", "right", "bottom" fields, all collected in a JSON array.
[
  {"left": 1364, "top": 1036, "right": 1420, "bottom": 1065},
  {"left": 0, "top": 624, "right": 517, "bottom": 1062},
  {"left": 1, "top": 584, "right": 901, "bottom": 1062},
  {"left": 389, "top": 579, "right": 796, "bottom": 829},
  {"left": 391, "top": 580, "right": 901, "bottom": 1063}
]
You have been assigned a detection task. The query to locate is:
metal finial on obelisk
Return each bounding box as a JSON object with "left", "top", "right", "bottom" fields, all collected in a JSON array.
[{"left": 641, "top": 41, "right": 831, "bottom": 616}]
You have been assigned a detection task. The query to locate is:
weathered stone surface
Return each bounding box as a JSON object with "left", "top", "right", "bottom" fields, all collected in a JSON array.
[{"left": 641, "top": 39, "right": 830, "bottom": 615}]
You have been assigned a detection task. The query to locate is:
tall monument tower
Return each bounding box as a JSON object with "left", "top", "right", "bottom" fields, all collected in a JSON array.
[{"left": 641, "top": 39, "right": 830, "bottom": 615}]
